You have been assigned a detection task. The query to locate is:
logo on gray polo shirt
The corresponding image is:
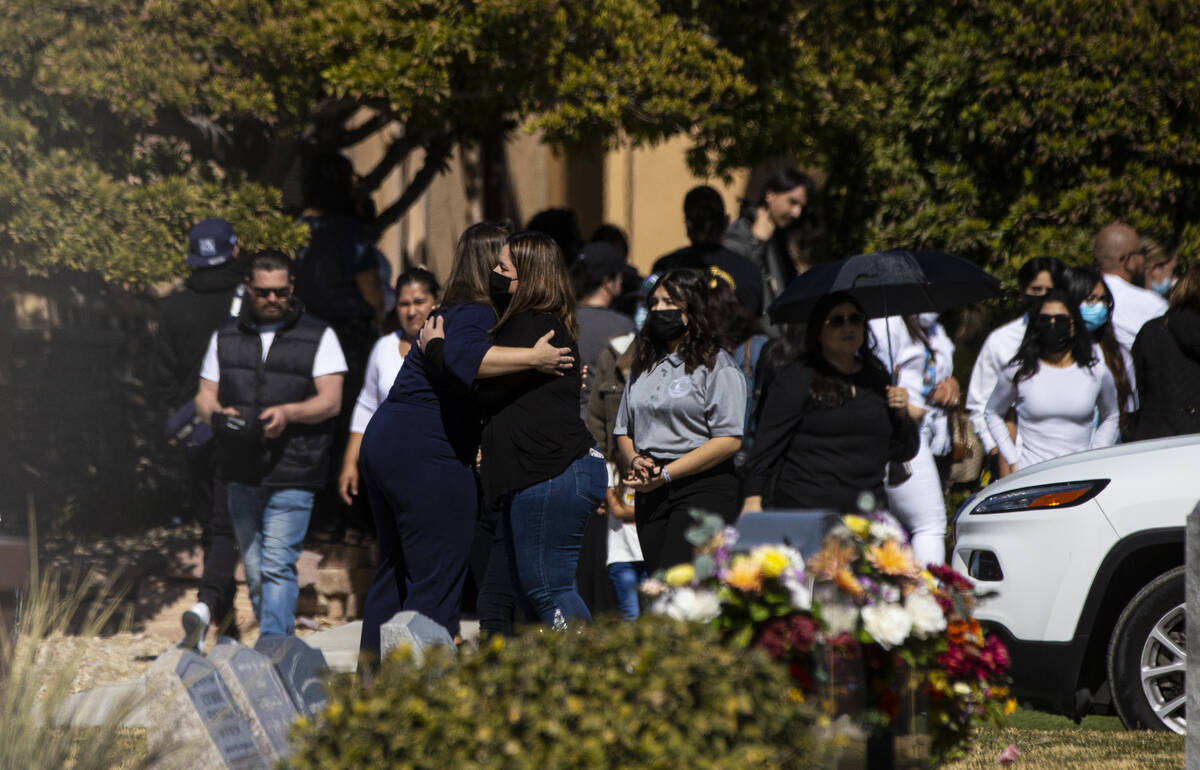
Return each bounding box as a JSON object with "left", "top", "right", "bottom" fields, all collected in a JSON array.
[{"left": 668, "top": 377, "right": 693, "bottom": 398}]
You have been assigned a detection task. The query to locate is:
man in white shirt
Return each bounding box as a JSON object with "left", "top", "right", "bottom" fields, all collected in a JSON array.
[
  {"left": 1094, "top": 222, "right": 1168, "bottom": 354},
  {"left": 965, "top": 257, "right": 1063, "bottom": 478},
  {"left": 192, "top": 250, "right": 347, "bottom": 642}
]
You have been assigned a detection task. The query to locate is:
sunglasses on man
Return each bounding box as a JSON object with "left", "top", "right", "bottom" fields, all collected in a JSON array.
[{"left": 249, "top": 286, "right": 292, "bottom": 299}]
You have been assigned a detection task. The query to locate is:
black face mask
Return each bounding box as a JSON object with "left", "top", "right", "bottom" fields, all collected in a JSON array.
[
  {"left": 489, "top": 271, "right": 513, "bottom": 313},
  {"left": 647, "top": 309, "right": 687, "bottom": 344},
  {"left": 1035, "top": 322, "right": 1073, "bottom": 354},
  {"left": 1022, "top": 292, "right": 1044, "bottom": 314}
]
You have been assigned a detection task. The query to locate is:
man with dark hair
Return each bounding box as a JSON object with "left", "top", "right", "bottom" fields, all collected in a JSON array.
[
  {"left": 155, "top": 218, "right": 244, "bottom": 650},
  {"left": 1093, "top": 222, "right": 1167, "bottom": 354},
  {"left": 724, "top": 168, "right": 814, "bottom": 308},
  {"left": 965, "top": 256, "right": 1064, "bottom": 478},
  {"left": 651, "top": 185, "right": 764, "bottom": 318},
  {"left": 194, "top": 250, "right": 347, "bottom": 639},
  {"left": 571, "top": 242, "right": 637, "bottom": 416},
  {"left": 527, "top": 207, "right": 584, "bottom": 267}
]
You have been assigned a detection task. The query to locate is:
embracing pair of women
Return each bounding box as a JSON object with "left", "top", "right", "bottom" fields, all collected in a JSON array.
[{"left": 357, "top": 225, "right": 604, "bottom": 659}]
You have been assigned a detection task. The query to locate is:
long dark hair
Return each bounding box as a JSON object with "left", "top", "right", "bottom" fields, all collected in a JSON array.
[
  {"left": 441, "top": 222, "right": 509, "bottom": 310},
  {"left": 494, "top": 231, "right": 579, "bottom": 339},
  {"left": 1009, "top": 290, "right": 1096, "bottom": 383},
  {"left": 804, "top": 292, "right": 887, "bottom": 408},
  {"left": 1061, "top": 266, "right": 1132, "bottom": 410},
  {"left": 630, "top": 269, "right": 721, "bottom": 381}
]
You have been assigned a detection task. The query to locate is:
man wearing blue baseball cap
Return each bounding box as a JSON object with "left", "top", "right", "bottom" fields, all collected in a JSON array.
[{"left": 152, "top": 217, "right": 244, "bottom": 651}]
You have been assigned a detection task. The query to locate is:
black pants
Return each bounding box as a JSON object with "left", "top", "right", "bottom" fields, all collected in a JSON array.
[
  {"left": 188, "top": 446, "right": 239, "bottom": 634},
  {"left": 635, "top": 460, "right": 739, "bottom": 574}
]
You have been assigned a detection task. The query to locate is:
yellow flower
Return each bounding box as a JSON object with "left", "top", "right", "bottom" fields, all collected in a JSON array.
[
  {"left": 326, "top": 702, "right": 343, "bottom": 721},
  {"left": 867, "top": 539, "right": 917, "bottom": 577},
  {"left": 1005, "top": 698, "right": 1018, "bottom": 715},
  {"left": 665, "top": 563, "right": 696, "bottom": 587},
  {"left": 752, "top": 546, "right": 788, "bottom": 578},
  {"left": 725, "top": 557, "right": 763, "bottom": 592},
  {"left": 809, "top": 539, "right": 857, "bottom": 580},
  {"left": 842, "top": 515, "right": 871, "bottom": 538},
  {"left": 788, "top": 687, "right": 806, "bottom": 703},
  {"left": 835, "top": 568, "right": 865, "bottom": 600}
]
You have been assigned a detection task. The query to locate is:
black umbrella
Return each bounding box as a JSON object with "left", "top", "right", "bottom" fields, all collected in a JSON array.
[{"left": 767, "top": 249, "right": 1002, "bottom": 324}]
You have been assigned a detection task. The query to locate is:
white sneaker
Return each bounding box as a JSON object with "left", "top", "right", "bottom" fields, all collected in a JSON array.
[{"left": 179, "top": 602, "right": 211, "bottom": 654}]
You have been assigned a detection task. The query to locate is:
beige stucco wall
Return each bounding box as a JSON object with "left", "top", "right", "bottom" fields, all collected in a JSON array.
[{"left": 349, "top": 124, "right": 751, "bottom": 282}]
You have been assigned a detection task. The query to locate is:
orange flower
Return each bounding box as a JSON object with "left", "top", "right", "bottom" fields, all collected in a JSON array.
[
  {"left": 835, "top": 568, "right": 865, "bottom": 600},
  {"left": 808, "top": 539, "right": 857, "bottom": 580},
  {"left": 725, "top": 557, "right": 763, "bottom": 593},
  {"left": 867, "top": 540, "right": 917, "bottom": 577},
  {"left": 947, "top": 618, "right": 983, "bottom": 645}
]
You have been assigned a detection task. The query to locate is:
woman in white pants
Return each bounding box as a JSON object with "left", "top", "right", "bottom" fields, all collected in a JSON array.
[{"left": 870, "top": 313, "right": 959, "bottom": 567}]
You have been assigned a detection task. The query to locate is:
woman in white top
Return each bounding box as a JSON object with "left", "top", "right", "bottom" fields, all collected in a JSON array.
[
  {"left": 338, "top": 267, "right": 440, "bottom": 504},
  {"left": 985, "top": 290, "right": 1119, "bottom": 472},
  {"left": 870, "top": 313, "right": 959, "bottom": 567}
]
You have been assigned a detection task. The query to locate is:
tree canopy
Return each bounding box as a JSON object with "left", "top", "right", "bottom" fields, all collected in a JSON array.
[
  {"left": 0, "top": 0, "right": 747, "bottom": 285},
  {"left": 4, "top": 0, "right": 1200, "bottom": 286}
]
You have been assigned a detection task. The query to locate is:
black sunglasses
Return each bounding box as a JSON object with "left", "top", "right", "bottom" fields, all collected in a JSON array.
[
  {"left": 1035, "top": 313, "right": 1072, "bottom": 326},
  {"left": 825, "top": 312, "right": 865, "bottom": 328},
  {"left": 250, "top": 286, "right": 292, "bottom": 299}
]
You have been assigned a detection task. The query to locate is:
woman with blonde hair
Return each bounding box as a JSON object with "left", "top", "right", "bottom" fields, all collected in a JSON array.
[{"left": 357, "top": 222, "right": 573, "bottom": 660}]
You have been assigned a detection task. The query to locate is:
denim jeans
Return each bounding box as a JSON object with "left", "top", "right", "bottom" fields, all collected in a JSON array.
[
  {"left": 607, "top": 562, "right": 646, "bottom": 620},
  {"left": 507, "top": 452, "right": 606, "bottom": 627},
  {"left": 227, "top": 484, "right": 314, "bottom": 636}
]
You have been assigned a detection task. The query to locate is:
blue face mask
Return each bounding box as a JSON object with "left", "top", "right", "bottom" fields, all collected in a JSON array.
[
  {"left": 1151, "top": 277, "right": 1174, "bottom": 297},
  {"left": 1079, "top": 302, "right": 1109, "bottom": 332}
]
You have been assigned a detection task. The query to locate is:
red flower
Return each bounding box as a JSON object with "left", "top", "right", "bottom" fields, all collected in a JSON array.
[
  {"left": 978, "top": 635, "right": 1011, "bottom": 677},
  {"left": 786, "top": 614, "right": 820, "bottom": 653},
  {"left": 877, "top": 686, "right": 900, "bottom": 720}
]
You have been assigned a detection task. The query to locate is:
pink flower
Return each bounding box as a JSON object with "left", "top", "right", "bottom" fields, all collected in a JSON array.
[
  {"left": 996, "top": 742, "right": 1019, "bottom": 765},
  {"left": 979, "top": 635, "right": 1011, "bottom": 677}
]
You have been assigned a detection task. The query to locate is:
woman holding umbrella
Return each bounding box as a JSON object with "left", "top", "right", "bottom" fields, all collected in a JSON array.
[{"left": 743, "top": 291, "right": 918, "bottom": 514}]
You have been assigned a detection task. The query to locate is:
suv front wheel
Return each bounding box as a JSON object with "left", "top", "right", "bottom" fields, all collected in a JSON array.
[{"left": 1106, "top": 566, "right": 1186, "bottom": 734}]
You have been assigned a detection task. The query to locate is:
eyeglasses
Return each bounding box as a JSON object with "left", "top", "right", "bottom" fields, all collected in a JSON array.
[
  {"left": 250, "top": 286, "right": 292, "bottom": 299},
  {"left": 825, "top": 313, "right": 865, "bottom": 328},
  {"left": 1035, "top": 313, "right": 1072, "bottom": 326}
]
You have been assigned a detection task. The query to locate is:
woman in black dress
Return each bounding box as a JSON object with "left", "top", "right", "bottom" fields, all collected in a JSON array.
[
  {"left": 743, "top": 292, "right": 918, "bottom": 513},
  {"left": 1132, "top": 264, "right": 1200, "bottom": 439}
]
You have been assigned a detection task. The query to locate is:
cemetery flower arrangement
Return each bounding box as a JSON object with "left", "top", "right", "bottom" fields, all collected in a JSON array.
[{"left": 641, "top": 512, "right": 1014, "bottom": 763}]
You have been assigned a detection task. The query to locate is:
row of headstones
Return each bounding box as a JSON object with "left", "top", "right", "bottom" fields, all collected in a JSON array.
[{"left": 144, "top": 636, "right": 327, "bottom": 769}]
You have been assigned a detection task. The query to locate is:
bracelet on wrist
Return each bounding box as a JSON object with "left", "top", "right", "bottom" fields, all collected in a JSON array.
[{"left": 660, "top": 464, "right": 672, "bottom": 485}]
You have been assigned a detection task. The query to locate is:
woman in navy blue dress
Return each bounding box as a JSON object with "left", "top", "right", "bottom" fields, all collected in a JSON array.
[{"left": 357, "top": 223, "right": 574, "bottom": 660}]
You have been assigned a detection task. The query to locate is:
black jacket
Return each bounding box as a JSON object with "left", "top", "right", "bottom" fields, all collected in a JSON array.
[
  {"left": 152, "top": 264, "right": 244, "bottom": 413},
  {"left": 1132, "top": 307, "right": 1200, "bottom": 440},
  {"left": 215, "top": 301, "right": 334, "bottom": 488}
]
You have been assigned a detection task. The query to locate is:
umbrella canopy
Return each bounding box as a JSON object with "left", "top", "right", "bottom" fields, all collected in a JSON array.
[{"left": 767, "top": 249, "right": 1002, "bottom": 324}]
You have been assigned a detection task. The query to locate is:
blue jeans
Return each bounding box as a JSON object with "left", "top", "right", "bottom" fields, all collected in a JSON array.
[
  {"left": 227, "top": 484, "right": 313, "bottom": 636},
  {"left": 507, "top": 452, "right": 606, "bottom": 627},
  {"left": 607, "top": 562, "right": 646, "bottom": 620}
]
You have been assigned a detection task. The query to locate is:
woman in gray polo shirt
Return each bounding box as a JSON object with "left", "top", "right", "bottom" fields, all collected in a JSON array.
[{"left": 614, "top": 269, "right": 747, "bottom": 573}]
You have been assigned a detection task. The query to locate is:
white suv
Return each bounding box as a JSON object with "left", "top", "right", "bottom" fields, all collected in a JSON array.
[{"left": 951, "top": 434, "right": 1200, "bottom": 734}]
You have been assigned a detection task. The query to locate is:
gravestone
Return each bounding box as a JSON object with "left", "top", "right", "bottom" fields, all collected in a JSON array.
[
  {"left": 209, "top": 640, "right": 300, "bottom": 761},
  {"left": 380, "top": 610, "right": 456, "bottom": 664},
  {"left": 254, "top": 635, "right": 328, "bottom": 716},
  {"left": 143, "top": 647, "right": 268, "bottom": 769}
]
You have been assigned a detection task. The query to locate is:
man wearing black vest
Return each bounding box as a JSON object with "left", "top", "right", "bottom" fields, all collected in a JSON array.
[{"left": 195, "top": 250, "right": 347, "bottom": 637}]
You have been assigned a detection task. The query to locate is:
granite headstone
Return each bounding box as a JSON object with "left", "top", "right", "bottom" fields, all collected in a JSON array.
[
  {"left": 144, "top": 647, "right": 268, "bottom": 769},
  {"left": 254, "top": 635, "right": 328, "bottom": 716},
  {"left": 209, "top": 640, "right": 300, "bottom": 761},
  {"left": 379, "top": 610, "right": 456, "bottom": 664}
]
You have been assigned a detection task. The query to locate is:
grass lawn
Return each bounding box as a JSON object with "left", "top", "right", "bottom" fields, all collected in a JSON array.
[{"left": 943, "top": 709, "right": 1184, "bottom": 769}]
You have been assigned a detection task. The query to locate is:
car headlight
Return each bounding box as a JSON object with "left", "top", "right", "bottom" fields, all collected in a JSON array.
[{"left": 971, "top": 479, "right": 1109, "bottom": 514}]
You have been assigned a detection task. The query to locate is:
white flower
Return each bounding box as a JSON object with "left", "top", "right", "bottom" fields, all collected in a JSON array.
[
  {"left": 879, "top": 582, "right": 901, "bottom": 604},
  {"left": 861, "top": 602, "right": 912, "bottom": 649},
  {"left": 777, "top": 544, "right": 807, "bottom": 571},
  {"left": 782, "top": 573, "right": 812, "bottom": 610},
  {"left": 905, "top": 589, "right": 947, "bottom": 638},
  {"left": 821, "top": 602, "right": 860, "bottom": 636},
  {"left": 649, "top": 587, "right": 721, "bottom": 623},
  {"left": 869, "top": 520, "right": 907, "bottom": 544}
]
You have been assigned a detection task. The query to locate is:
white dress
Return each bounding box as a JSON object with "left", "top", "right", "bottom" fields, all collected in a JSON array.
[
  {"left": 869, "top": 316, "right": 954, "bottom": 567},
  {"left": 349, "top": 332, "right": 408, "bottom": 434},
  {"left": 985, "top": 361, "right": 1119, "bottom": 470}
]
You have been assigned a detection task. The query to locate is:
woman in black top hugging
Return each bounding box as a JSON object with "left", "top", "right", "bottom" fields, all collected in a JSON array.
[
  {"left": 614, "top": 269, "right": 747, "bottom": 573},
  {"left": 743, "top": 292, "right": 918, "bottom": 513},
  {"left": 435, "top": 231, "right": 606, "bottom": 628}
]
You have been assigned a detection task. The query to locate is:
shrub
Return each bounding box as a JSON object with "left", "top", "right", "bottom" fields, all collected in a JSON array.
[{"left": 286, "top": 616, "right": 819, "bottom": 769}]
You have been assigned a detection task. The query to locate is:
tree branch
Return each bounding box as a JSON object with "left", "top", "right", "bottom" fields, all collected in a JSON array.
[
  {"left": 361, "top": 131, "right": 421, "bottom": 191},
  {"left": 333, "top": 112, "right": 393, "bottom": 148},
  {"left": 369, "top": 134, "right": 455, "bottom": 237}
]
